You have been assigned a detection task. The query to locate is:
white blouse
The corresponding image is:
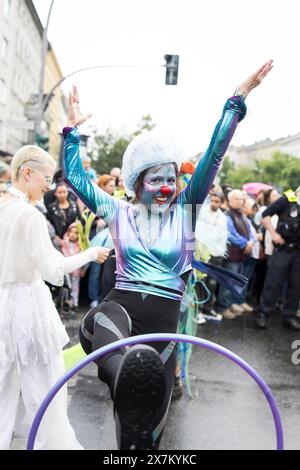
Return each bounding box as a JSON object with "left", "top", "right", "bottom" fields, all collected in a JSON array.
[
  {"left": 0, "top": 189, "right": 99, "bottom": 286},
  {"left": 196, "top": 205, "right": 228, "bottom": 257}
]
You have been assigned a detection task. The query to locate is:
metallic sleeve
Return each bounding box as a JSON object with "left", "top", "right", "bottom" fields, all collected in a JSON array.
[
  {"left": 63, "top": 127, "right": 118, "bottom": 223},
  {"left": 178, "top": 96, "right": 247, "bottom": 208}
]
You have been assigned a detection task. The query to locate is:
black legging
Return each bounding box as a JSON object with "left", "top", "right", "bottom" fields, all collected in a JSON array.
[{"left": 79, "top": 288, "right": 181, "bottom": 445}]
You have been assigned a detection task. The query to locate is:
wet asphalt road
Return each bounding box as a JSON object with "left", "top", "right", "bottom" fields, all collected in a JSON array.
[{"left": 64, "top": 308, "right": 300, "bottom": 450}]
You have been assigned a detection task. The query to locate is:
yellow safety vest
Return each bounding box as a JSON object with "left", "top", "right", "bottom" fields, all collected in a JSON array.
[{"left": 284, "top": 189, "right": 297, "bottom": 203}]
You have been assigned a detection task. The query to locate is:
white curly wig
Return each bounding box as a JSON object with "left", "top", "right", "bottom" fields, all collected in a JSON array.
[{"left": 122, "top": 128, "right": 184, "bottom": 197}]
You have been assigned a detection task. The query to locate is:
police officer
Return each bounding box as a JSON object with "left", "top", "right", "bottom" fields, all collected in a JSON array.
[{"left": 256, "top": 187, "right": 300, "bottom": 330}]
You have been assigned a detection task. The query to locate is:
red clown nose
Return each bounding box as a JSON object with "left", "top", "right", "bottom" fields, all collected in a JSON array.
[{"left": 160, "top": 186, "right": 172, "bottom": 196}]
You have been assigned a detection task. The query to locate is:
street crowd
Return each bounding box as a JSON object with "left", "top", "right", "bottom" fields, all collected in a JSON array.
[
  {"left": 197, "top": 180, "right": 300, "bottom": 331},
  {"left": 1, "top": 156, "right": 299, "bottom": 331}
]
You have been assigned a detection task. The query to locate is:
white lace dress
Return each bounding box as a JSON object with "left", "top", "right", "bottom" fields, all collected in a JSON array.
[{"left": 0, "top": 189, "right": 98, "bottom": 449}]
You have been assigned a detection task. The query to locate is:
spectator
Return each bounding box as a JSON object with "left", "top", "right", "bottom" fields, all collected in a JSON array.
[
  {"left": 82, "top": 156, "right": 97, "bottom": 182},
  {"left": 255, "top": 189, "right": 280, "bottom": 261},
  {"left": 0, "top": 143, "right": 109, "bottom": 449},
  {"left": 241, "top": 197, "right": 261, "bottom": 308},
  {"left": 196, "top": 191, "right": 228, "bottom": 320},
  {"left": 254, "top": 187, "right": 279, "bottom": 226},
  {"left": 61, "top": 224, "right": 83, "bottom": 310},
  {"left": 249, "top": 187, "right": 280, "bottom": 304},
  {"left": 179, "top": 161, "right": 195, "bottom": 190},
  {"left": 88, "top": 175, "right": 116, "bottom": 308},
  {"left": 220, "top": 185, "right": 233, "bottom": 212},
  {"left": 0, "top": 164, "right": 12, "bottom": 186},
  {"left": 46, "top": 182, "right": 81, "bottom": 244},
  {"left": 97, "top": 175, "right": 116, "bottom": 196},
  {"left": 43, "top": 170, "right": 77, "bottom": 211},
  {"left": 114, "top": 173, "right": 126, "bottom": 199},
  {"left": 110, "top": 167, "right": 121, "bottom": 181},
  {"left": 217, "top": 190, "right": 256, "bottom": 319},
  {"left": 256, "top": 187, "right": 300, "bottom": 330}
]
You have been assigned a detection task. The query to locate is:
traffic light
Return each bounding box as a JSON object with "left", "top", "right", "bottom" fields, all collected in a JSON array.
[
  {"left": 164, "top": 54, "right": 179, "bottom": 85},
  {"left": 35, "top": 133, "right": 49, "bottom": 151}
]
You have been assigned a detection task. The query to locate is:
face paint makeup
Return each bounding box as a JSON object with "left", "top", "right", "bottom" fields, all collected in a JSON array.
[
  {"left": 140, "top": 164, "right": 177, "bottom": 211},
  {"left": 160, "top": 186, "right": 172, "bottom": 196}
]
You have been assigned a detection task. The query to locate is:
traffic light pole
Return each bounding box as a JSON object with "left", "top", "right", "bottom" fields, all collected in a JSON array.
[
  {"left": 164, "top": 55, "right": 179, "bottom": 85},
  {"left": 35, "top": 56, "right": 178, "bottom": 148},
  {"left": 33, "top": 0, "right": 178, "bottom": 144},
  {"left": 41, "top": 62, "right": 172, "bottom": 116}
]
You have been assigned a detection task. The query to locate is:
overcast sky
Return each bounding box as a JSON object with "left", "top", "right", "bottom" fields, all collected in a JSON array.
[{"left": 33, "top": 0, "right": 300, "bottom": 157}]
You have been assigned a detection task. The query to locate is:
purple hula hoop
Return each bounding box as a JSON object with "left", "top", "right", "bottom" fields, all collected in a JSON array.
[{"left": 26, "top": 333, "right": 284, "bottom": 450}]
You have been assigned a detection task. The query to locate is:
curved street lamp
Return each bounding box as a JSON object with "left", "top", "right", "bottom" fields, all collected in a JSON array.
[
  {"left": 34, "top": 0, "right": 55, "bottom": 140},
  {"left": 33, "top": 1, "right": 178, "bottom": 144}
]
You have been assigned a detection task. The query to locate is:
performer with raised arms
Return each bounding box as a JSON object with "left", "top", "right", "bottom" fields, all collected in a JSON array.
[{"left": 63, "top": 60, "right": 273, "bottom": 449}]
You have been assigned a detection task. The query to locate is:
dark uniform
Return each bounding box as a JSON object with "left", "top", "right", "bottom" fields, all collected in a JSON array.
[{"left": 256, "top": 190, "right": 300, "bottom": 330}]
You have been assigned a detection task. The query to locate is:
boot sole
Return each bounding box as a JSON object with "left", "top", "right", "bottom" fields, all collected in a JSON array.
[{"left": 114, "top": 345, "right": 166, "bottom": 450}]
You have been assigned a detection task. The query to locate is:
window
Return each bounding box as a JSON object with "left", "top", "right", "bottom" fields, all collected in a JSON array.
[
  {"left": 1, "top": 37, "right": 8, "bottom": 61},
  {"left": 4, "top": 0, "right": 11, "bottom": 18},
  {"left": 0, "top": 79, "right": 7, "bottom": 104}
]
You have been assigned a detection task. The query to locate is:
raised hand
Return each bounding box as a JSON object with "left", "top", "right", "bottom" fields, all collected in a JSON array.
[
  {"left": 68, "top": 85, "right": 92, "bottom": 127},
  {"left": 236, "top": 60, "right": 273, "bottom": 99}
]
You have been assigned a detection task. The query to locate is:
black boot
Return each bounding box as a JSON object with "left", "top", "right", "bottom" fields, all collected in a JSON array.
[
  {"left": 283, "top": 317, "right": 300, "bottom": 331},
  {"left": 256, "top": 313, "right": 267, "bottom": 329},
  {"left": 113, "top": 345, "right": 166, "bottom": 450}
]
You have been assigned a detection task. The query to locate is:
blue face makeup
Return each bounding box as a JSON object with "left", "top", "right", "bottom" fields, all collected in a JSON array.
[{"left": 140, "top": 164, "right": 177, "bottom": 210}]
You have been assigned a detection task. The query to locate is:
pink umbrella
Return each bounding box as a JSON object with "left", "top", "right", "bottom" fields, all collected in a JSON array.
[{"left": 243, "top": 182, "right": 273, "bottom": 196}]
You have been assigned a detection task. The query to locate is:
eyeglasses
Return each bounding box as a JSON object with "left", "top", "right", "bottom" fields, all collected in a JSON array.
[
  {"left": 19, "top": 161, "right": 53, "bottom": 185},
  {"left": 30, "top": 168, "right": 53, "bottom": 185}
]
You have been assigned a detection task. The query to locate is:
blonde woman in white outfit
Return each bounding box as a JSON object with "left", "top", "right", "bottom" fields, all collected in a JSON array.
[{"left": 0, "top": 145, "right": 110, "bottom": 450}]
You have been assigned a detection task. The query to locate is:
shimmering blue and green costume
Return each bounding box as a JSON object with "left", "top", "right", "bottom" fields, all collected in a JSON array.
[{"left": 63, "top": 95, "right": 246, "bottom": 445}]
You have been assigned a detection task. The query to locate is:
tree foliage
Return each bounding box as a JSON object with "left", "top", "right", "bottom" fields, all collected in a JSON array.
[
  {"left": 132, "top": 114, "right": 155, "bottom": 136},
  {"left": 217, "top": 155, "right": 235, "bottom": 184},
  {"left": 219, "top": 152, "right": 300, "bottom": 191},
  {"left": 89, "top": 115, "right": 156, "bottom": 175},
  {"left": 255, "top": 152, "right": 300, "bottom": 191}
]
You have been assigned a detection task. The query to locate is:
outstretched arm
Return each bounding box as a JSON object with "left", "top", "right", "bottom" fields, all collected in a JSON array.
[
  {"left": 63, "top": 86, "right": 120, "bottom": 223},
  {"left": 178, "top": 60, "right": 273, "bottom": 209},
  {"left": 178, "top": 95, "right": 246, "bottom": 208},
  {"left": 26, "top": 210, "right": 110, "bottom": 286}
]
